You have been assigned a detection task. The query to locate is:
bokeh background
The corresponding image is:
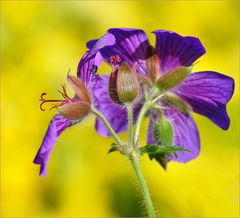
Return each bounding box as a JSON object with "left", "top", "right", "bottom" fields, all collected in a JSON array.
[{"left": 1, "top": 1, "right": 239, "bottom": 217}]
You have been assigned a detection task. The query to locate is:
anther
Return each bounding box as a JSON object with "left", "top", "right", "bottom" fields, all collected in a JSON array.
[{"left": 109, "top": 55, "right": 121, "bottom": 66}]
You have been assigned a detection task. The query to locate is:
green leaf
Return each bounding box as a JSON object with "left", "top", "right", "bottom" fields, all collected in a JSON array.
[
  {"left": 153, "top": 118, "right": 173, "bottom": 146},
  {"left": 140, "top": 144, "right": 191, "bottom": 155},
  {"left": 149, "top": 153, "right": 168, "bottom": 170},
  {"left": 142, "top": 144, "right": 191, "bottom": 170},
  {"left": 155, "top": 66, "right": 192, "bottom": 91}
]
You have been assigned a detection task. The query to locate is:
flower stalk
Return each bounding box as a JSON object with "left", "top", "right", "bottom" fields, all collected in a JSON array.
[
  {"left": 93, "top": 102, "right": 156, "bottom": 217},
  {"left": 91, "top": 106, "right": 124, "bottom": 149},
  {"left": 134, "top": 101, "right": 152, "bottom": 145},
  {"left": 130, "top": 154, "right": 156, "bottom": 218},
  {"left": 126, "top": 103, "right": 133, "bottom": 148}
]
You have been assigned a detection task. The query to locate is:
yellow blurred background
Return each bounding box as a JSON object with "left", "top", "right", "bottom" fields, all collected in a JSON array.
[{"left": 1, "top": 1, "right": 239, "bottom": 217}]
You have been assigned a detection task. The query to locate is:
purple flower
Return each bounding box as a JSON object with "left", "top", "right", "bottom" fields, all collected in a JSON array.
[
  {"left": 34, "top": 28, "right": 234, "bottom": 176},
  {"left": 81, "top": 28, "right": 234, "bottom": 164}
]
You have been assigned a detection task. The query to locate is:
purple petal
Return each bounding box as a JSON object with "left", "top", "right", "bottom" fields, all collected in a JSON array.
[
  {"left": 99, "top": 28, "right": 151, "bottom": 75},
  {"left": 33, "top": 115, "right": 74, "bottom": 176},
  {"left": 173, "top": 71, "right": 234, "bottom": 130},
  {"left": 94, "top": 75, "right": 142, "bottom": 136},
  {"left": 77, "top": 51, "right": 102, "bottom": 87},
  {"left": 147, "top": 108, "right": 200, "bottom": 163},
  {"left": 86, "top": 39, "right": 98, "bottom": 49},
  {"left": 153, "top": 30, "right": 206, "bottom": 73},
  {"left": 77, "top": 33, "right": 115, "bottom": 86}
]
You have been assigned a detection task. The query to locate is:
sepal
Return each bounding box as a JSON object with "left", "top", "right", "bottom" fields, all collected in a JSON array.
[
  {"left": 60, "top": 102, "right": 90, "bottom": 120},
  {"left": 164, "top": 93, "right": 191, "bottom": 113},
  {"left": 155, "top": 66, "right": 192, "bottom": 91},
  {"left": 67, "top": 75, "right": 91, "bottom": 102}
]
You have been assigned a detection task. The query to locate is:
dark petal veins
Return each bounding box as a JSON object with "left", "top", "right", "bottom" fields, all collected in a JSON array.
[
  {"left": 173, "top": 71, "right": 234, "bottom": 130},
  {"left": 94, "top": 75, "right": 142, "bottom": 136},
  {"left": 33, "top": 115, "right": 74, "bottom": 176},
  {"left": 153, "top": 30, "right": 206, "bottom": 73},
  {"left": 147, "top": 108, "right": 200, "bottom": 163},
  {"left": 99, "top": 28, "right": 151, "bottom": 75}
]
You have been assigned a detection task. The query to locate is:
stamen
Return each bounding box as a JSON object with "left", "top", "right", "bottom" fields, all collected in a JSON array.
[{"left": 109, "top": 55, "right": 121, "bottom": 66}]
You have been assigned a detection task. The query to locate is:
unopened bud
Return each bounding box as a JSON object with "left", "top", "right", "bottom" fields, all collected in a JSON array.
[
  {"left": 153, "top": 117, "right": 173, "bottom": 147},
  {"left": 109, "top": 62, "right": 140, "bottom": 104}
]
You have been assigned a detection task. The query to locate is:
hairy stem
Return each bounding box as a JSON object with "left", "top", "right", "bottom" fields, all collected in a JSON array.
[
  {"left": 126, "top": 103, "right": 133, "bottom": 148},
  {"left": 91, "top": 107, "right": 123, "bottom": 148},
  {"left": 130, "top": 154, "right": 156, "bottom": 218}
]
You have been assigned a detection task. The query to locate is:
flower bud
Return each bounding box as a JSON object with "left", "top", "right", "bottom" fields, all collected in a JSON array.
[
  {"left": 153, "top": 117, "right": 173, "bottom": 147},
  {"left": 150, "top": 117, "right": 174, "bottom": 170},
  {"left": 109, "top": 62, "right": 140, "bottom": 104}
]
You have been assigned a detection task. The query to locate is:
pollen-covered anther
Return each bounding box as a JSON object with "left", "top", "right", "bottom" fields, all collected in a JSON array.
[{"left": 108, "top": 54, "right": 121, "bottom": 66}]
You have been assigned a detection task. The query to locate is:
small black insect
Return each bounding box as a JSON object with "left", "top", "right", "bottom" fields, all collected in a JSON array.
[{"left": 90, "top": 65, "right": 98, "bottom": 74}]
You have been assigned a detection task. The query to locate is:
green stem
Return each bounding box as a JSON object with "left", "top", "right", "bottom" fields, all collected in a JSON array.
[
  {"left": 134, "top": 102, "right": 151, "bottom": 145},
  {"left": 130, "top": 154, "right": 156, "bottom": 218},
  {"left": 91, "top": 107, "right": 123, "bottom": 147},
  {"left": 126, "top": 103, "right": 133, "bottom": 148}
]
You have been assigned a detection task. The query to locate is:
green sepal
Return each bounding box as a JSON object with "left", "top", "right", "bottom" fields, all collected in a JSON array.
[
  {"left": 108, "top": 143, "right": 118, "bottom": 154},
  {"left": 153, "top": 118, "right": 173, "bottom": 146},
  {"left": 155, "top": 66, "right": 192, "bottom": 91}
]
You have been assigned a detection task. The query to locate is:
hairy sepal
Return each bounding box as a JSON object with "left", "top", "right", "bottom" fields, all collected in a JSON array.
[{"left": 155, "top": 66, "right": 192, "bottom": 91}]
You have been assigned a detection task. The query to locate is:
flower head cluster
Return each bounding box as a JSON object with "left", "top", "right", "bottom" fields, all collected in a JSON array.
[{"left": 34, "top": 28, "right": 234, "bottom": 176}]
